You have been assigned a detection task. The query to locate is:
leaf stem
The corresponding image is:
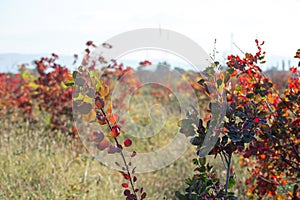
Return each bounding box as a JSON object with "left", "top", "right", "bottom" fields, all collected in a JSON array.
[
  {"left": 224, "top": 152, "right": 232, "bottom": 197},
  {"left": 100, "top": 108, "right": 138, "bottom": 199}
]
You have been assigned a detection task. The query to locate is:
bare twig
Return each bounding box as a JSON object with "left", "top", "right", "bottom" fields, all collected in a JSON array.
[{"left": 224, "top": 152, "right": 232, "bottom": 197}]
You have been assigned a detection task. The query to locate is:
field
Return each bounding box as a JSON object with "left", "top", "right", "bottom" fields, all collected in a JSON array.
[
  {"left": 0, "top": 45, "right": 299, "bottom": 200},
  {"left": 1, "top": 117, "right": 247, "bottom": 200}
]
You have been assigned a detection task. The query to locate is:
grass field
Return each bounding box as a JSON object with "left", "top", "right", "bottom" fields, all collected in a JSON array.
[{"left": 0, "top": 115, "right": 254, "bottom": 200}]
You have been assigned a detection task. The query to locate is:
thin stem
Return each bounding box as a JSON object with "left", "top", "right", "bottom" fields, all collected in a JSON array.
[
  {"left": 100, "top": 108, "right": 138, "bottom": 199},
  {"left": 222, "top": 150, "right": 229, "bottom": 166},
  {"left": 219, "top": 151, "right": 228, "bottom": 169},
  {"left": 224, "top": 153, "right": 232, "bottom": 197}
]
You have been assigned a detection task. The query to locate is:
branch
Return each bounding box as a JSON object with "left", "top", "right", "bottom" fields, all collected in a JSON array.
[{"left": 100, "top": 108, "right": 138, "bottom": 199}]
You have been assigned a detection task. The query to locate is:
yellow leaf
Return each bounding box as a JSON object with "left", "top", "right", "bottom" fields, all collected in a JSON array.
[
  {"left": 73, "top": 93, "right": 84, "bottom": 101},
  {"left": 82, "top": 109, "right": 96, "bottom": 122},
  {"left": 99, "top": 84, "right": 110, "bottom": 97},
  {"left": 83, "top": 95, "right": 93, "bottom": 104},
  {"left": 28, "top": 82, "right": 38, "bottom": 90}
]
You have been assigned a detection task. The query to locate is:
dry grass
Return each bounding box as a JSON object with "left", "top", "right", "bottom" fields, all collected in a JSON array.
[{"left": 0, "top": 117, "right": 250, "bottom": 200}]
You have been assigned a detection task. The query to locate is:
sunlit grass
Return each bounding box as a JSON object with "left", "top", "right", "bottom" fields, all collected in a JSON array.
[{"left": 0, "top": 116, "right": 250, "bottom": 199}]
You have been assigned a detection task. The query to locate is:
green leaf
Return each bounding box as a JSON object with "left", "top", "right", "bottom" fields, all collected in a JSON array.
[
  {"left": 192, "top": 158, "right": 199, "bottom": 165},
  {"left": 64, "top": 80, "right": 74, "bottom": 86},
  {"left": 235, "top": 85, "right": 242, "bottom": 92},
  {"left": 221, "top": 135, "right": 228, "bottom": 145},
  {"left": 198, "top": 166, "right": 206, "bottom": 172},
  {"left": 228, "top": 68, "right": 234, "bottom": 74},
  {"left": 246, "top": 93, "right": 254, "bottom": 98},
  {"left": 228, "top": 175, "right": 236, "bottom": 189},
  {"left": 216, "top": 79, "right": 223, "bottom": 87},
  {"left": 227, "top": 192, "right": 237, "bottom": 200},
  {"left": 72, "top": 71, "right": 79, "bottom": 79},
  {"left": 185, "top": 178, "right": 193, "bottom": 185},
  {"left": 175, "top": 191, "right": 187, "bottom": 200},
  {"left": 199, "top": 157, "right": 206, "bottom": 166}
]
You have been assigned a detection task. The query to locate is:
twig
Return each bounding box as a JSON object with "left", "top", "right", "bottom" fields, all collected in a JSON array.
[
  {"left": 100, "top": 108, "right": 138, "bottom": 199},
  {"left": 224, "top": 152, "right": 232, "bottom": 197}
]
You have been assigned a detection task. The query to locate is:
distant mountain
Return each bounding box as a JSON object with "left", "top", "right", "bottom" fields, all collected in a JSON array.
[
  {"left": 0, "top": 53, "right": 77, "bottom": 73},
  {"left": 0, "top": 53, "right": 297, "bottom": 73},
  {"left": 0, "top": 53, "right": 194, "bottom": 73}
]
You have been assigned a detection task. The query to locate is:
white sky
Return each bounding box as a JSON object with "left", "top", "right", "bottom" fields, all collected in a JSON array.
[{"left": 0, "top": 0, "right": 299, "bottom": 59}]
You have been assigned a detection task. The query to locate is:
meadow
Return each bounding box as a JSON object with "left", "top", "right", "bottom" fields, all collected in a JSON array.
[
  {"left": 1, "top": 116, "right": 254, "bottom": 199},
  {"left": 0, "top": 43, "right": 299, "bottom": 200}
]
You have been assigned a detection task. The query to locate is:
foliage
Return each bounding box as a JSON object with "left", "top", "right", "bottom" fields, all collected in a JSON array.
[
  {"left": 70, "top": 41, "right": 146, "bottom": 200},
  {"left": 0, "top": 55, "right": 76, "bottom": 136},
  {"left": 175, "top": 157, "right": 237, "bottom": 200},
  {"left": 178, "top": 42, "right": 299, "bottom": 199},
  {"left": 0, "top": 39, "right": 299, "bottom": 199},
  {"left": 29, "top": 54, "right": 76, "bottom": 136},
  {"left": 0, "top": 70, "right": 32, "bottom": 118}
]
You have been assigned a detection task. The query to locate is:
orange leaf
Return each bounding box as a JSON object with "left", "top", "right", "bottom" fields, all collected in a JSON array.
[
  {"left": 109, "top": 113, "right": 119, "bottom": 124},
  {"left": 230, "top": 69, "right": 238, "bottom": 77}
]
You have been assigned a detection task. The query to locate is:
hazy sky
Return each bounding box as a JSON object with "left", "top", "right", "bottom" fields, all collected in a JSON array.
[{"left": 0, "top": 0, "right": 299, "bottom": 59}]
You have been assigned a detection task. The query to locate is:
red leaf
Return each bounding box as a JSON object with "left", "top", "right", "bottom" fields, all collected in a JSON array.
[
  {"left": 124, "top": 138, "right": 132, "bottom": 147},
  {"left": 139, "top": 60, "right": 152, "bottom": 66},
  {"left": 86, "top": 41, "right": 93, "bottom": 46},
  {"left": 123, "top": 173, "right": 130, "bottom": 180},
  {"left": 110, "top": 125, "right": 121, "bottom": 138},
  {"left": 141, "top": 192, "right": 147, "bottom": 199},
  {"left": 131, "top": 151, "right": 137, "bottom": 157},
  {"left": 122, "top": 183, "right": 129, "bottom": 188},
  {"left": 51, "top": 53, "right": 59, "bottom": 59},
  {"left": 253, "top": 117, "right": 260, "bottom": 123}
]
